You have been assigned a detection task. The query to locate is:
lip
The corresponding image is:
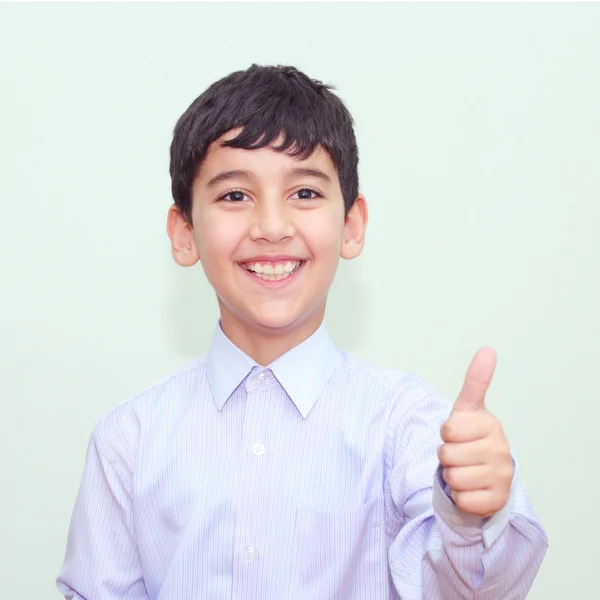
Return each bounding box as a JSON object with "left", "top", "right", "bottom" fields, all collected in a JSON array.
[
  {"left": 238, "top": 260, "right": 306, "bottom": 289},
  {"left": 239, "top": 255, "right": 306, "bottom": 264}
]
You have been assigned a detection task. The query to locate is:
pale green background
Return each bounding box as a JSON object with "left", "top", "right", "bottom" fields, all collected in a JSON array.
[{"left": 1, "top": 2, "right": 598, "bottom": 598}]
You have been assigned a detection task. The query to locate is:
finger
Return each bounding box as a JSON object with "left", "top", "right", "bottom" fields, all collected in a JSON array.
[
  {"left": 437, "top": 439, "right": 489, "bottom": 467},
  {"left": 442, "top": 465, "right": 494, "bottom": 491},
  {"left": 451, "top": 489, "right": 498, "bottom": 518},
  {"left": 453, "top": 347, "right": 497, "bottom": 413},
  {"left": 440, "top": 411, "right": 496, "bottom": 443}
]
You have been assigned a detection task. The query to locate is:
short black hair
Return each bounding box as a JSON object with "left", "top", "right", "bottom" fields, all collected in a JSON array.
[{"left": 169, "top": 64, "right": 359, "bottom": 222}]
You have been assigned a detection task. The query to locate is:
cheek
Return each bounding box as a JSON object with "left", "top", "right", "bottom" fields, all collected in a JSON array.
[
  {"left": 301, "top": 214, "right": 345, "bottom": 260},
  {"left": 195, "top": 213, "right": 245, "bottom": 267}
]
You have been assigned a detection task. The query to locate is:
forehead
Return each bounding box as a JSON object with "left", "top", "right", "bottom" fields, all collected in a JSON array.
[{"left": 196, "top": 129, "right": 339, "bottom": 186}]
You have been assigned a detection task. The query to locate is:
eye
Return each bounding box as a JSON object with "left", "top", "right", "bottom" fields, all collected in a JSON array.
[
  {"left": 291, "top": 188, "right": 322, "bottom": 200},
  {"left": 219, "top": 190, "right": 249, "bottom": 202}
]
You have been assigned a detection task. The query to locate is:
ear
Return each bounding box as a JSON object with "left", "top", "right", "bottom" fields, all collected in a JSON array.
[
  {"left": 341, "top": 194, "right": 368, "bottom": 260},
  {"left": 166, "top": 204, "right": 200, "bottom": 267}
]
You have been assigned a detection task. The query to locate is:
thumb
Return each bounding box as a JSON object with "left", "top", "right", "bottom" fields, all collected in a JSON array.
[{"left": 452, "top": 347, "right": 497, "bottom": 412}]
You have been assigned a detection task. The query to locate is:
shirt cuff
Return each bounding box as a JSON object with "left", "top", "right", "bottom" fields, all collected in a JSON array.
[{"left": 432, "top": 459, "right": 518, "bottom": 548}]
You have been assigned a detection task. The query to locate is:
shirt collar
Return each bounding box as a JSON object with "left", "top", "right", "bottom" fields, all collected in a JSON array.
[{"left": 205, "top": 321, "right": 342, "bottom": 419}]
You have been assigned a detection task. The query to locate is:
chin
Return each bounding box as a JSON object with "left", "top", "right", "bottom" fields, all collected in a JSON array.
[
  {"left": 249, "top": 310, "right": 304, "bottom": 333},
  {"left": 219, "top": 295, "right": 326, "bottom": 338}
]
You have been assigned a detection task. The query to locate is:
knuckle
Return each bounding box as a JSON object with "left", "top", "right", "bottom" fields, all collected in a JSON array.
[
  {"left": 437, "top": 444, "right": 448, "bottom": 464},
  {"left": 443, "top": 467, "right": 456, "bottom": 487},
  {"left": 442, "top": 467, "right": 451, "bottom": 485},
  {"left": 485, "top": 411, "right": 499, "bottom": 426},
  {"left": 440, "top": 443, "right": 458, "bottom": 466},
  {"left": 491, "top": 445, "right": 510, "bottom": 464},
  {"left": 441, "top": 422, "right": 455, "bottom": 441},
  {"left": 450, "top": 489, "right": 462, "bottom": 506},
  {"left": 501, "top": 463, "right": 515, "bottom": 483}
]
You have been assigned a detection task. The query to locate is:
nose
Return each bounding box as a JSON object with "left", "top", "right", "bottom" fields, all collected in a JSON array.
[{"left": 249, "top": 197, "right": 295, "bottom": 243}]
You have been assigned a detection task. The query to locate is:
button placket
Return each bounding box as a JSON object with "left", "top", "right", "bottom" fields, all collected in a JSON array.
[{"left": 235, "top": 368, "right": 272, "bottom": 584}]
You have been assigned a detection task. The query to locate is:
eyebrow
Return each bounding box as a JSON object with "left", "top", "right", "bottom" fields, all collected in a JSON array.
[
  {"left": 287, "top": 168, "right": 332, "bottom": 184},
  {"left": 204, "top": 167, "right": 332, "bottom": 188},
  {"left": 205, "top": 170, "right": 252, "bottom": 188}
]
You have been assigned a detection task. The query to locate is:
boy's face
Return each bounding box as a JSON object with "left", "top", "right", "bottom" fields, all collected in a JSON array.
[{"left": 168, "top": 130, "right": 367, "bottom": 346}]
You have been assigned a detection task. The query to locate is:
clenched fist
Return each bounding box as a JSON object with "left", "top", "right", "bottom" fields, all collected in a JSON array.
[{"left": 438, "top": 348, "right": 514, "bottom": 519}]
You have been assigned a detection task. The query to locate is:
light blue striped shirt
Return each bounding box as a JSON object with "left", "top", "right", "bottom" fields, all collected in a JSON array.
[{"left": 57, "top": 322, "right": 547, "bottom": 599}]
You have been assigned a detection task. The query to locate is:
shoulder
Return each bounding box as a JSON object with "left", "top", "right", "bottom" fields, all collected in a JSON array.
[
  {"left": 92, "top": 357, "right": 207, "bottom": 465},
  {"left": 338, "top": 351, "right": 452, "bottom": 423},
  {"left": 337, "top": 350, "right": 427, "bottom": 397}
]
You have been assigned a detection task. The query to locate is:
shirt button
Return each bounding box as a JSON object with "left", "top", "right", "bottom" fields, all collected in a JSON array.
[
  {"left": 452, "top": 515, "right": 464, "bottom": 525},
  {"left": 252, "top": 442, "right": 266, "bottom": 456},
  {"left": 257, "top": 372, "right": 267, "bottom": 385},
  {"left": 244, "top": 544, "right": 256, "bottom": 560}
]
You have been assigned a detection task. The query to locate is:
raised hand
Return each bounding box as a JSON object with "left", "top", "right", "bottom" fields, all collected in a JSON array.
[{"left": 437, "top": 348, "right": 514, "bottom": 518}]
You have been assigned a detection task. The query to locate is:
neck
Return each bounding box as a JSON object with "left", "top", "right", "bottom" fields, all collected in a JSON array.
[{"left": 218, "top": 306, "right": 326, "bottom": 366}]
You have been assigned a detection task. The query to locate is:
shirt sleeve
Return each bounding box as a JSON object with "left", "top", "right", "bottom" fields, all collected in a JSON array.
[
  {"left": 56, "top": 407, "right": 149, "bottom": 600},
  {"left": 433, "top": 460, "right": 518, "bottom": 548},
  {"left": 384, "top": 376, "right": 548, "bottom": 600}
]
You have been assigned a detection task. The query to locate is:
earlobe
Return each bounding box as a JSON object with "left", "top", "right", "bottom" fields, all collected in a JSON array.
[
  {"left": 166, "top": 204, "right": 200, "bottom": 267},
  {"left": 341, "top": 194, "right": 368, "bottom": 260}
]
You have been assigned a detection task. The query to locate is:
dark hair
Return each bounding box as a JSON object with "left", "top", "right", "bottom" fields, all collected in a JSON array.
[{"left": 169, "top": 64, "right": 359, "bottom": 222}]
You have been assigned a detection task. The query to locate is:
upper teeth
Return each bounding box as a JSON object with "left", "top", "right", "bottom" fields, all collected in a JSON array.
[{"left": 246, "top": 261, "right": 300, "bottom": 274}]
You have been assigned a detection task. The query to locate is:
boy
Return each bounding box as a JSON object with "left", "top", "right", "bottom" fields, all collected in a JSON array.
[{"left": 57, "top": 64, "right": 547, "bottom": 599}]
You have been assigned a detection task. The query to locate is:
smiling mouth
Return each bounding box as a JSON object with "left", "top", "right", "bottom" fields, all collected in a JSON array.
[{"left": 241, "top": 260, "right": 304, "bottom": 281}]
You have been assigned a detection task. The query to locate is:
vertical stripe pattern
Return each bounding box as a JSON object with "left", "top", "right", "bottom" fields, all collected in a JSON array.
[{"left": 57, "top": 323, "right": 547, "bottom": 599}]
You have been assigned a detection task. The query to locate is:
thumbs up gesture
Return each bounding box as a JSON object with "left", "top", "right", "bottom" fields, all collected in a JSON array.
[{"left": 438, "top": 348, "right": 514, "bottom": 518}]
